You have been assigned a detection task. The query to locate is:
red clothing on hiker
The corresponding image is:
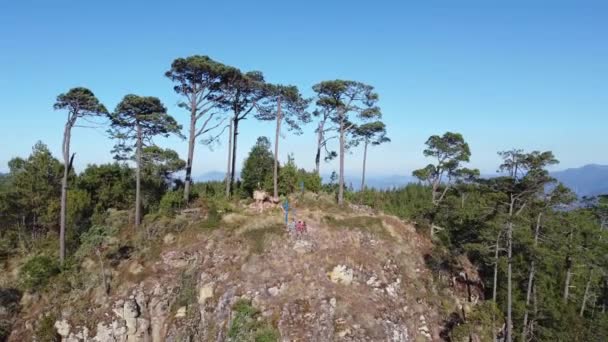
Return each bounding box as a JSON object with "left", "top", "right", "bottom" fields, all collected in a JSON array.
[{"left": 296, "top": 220, "right": 307, "bottom": 234}]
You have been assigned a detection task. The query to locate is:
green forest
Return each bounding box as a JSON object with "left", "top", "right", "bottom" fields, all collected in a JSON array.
[{"left": 1, "top": 55, "right": 607, "bottom": 341}]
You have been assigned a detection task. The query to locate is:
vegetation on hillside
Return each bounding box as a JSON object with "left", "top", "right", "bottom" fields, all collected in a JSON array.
[{"left": 0, "top": 54, "right": 606, "bottom": 341}]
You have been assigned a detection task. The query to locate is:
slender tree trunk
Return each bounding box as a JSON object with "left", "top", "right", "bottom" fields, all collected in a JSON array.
[
  {"left": 531, "top": 284, "right": 537, "bottom": 339},
  {"left": 360, "top": 139, "right": 368, "bottom": 191},
  {"left": 493, "top": 231, "right": 501, "bottom": 302},
  {"left": 522, "top": 213, "right": 542, "bottom": 342},
  {"left": 273, "top": 98, "right": 281, "bottom": 199},
  {"left": 591, "top": 294, "right": 598, "bottom": 318},
  {"left": 563, "top": 264, "right": 573, "bottom": 303},
  {"left": 492, "top": 231, "right": 501, "bottom": 342},
  {"left": 135, "top": 122, "right": 142, "bottom": 228},
  {"left": 230, "top": 116, "right": 239, "bottom": 195},
  {"left": 563, "top": 228, "right": 574, "bottom": 303},
  {"left": 580, "top": 267, "right": 593, "bottom": 317},
  {"left": 183, "top": 104, "right": 197, "bottom": 202},
  {"left": 225, "top": 117, "right": 233, "bottom": 197},
  {"left": 338, "top": 114, "right": 345, "bottom": 205},
  {"left": 59, "top": 120, "right": 72, "bottom": 265},
  {"left": 506, "top": 197, "right": 515, "bottom": 342},
  {"left": 315, "top": 121, "right": 323, "bottom": 175}
]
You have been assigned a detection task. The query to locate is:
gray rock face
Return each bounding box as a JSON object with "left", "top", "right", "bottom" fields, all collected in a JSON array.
[{"left": 33, "top": 212, "right": 469, "bottom": 342}]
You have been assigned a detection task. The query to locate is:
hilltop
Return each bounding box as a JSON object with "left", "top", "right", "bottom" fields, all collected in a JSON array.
[{"left": 1, "top": 194, "right": 487, "bottom": 341}]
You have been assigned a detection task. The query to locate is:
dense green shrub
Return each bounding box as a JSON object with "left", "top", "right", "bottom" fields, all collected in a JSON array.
[
  {"left": 241, "top": 137, "right": 275, "bottom": 197},
  {"left": 346, "top": 183, "right": 432, "bottom": 221},
  {"left": 20, "top": 256, "right": 60, "bottom": 291},
  {"left": 158, "top": 190, "right": 185, "bottom": 216},
  {"left": 299, "top": 169, "right": 322, "bottom": 193},
  {"left": 450, "top": 302, "right": 503, "bottom": 341},
  {"left": 228, "top": 299, "right": 278, "bottom": 342},
  {"left": 75, "top": 225, "right": 117, "bottom": 260},
  {"left": 34, "top": 313, "right": 59, "bottom": 342}
]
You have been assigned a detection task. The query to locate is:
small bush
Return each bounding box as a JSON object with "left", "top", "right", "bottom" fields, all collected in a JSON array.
[
  {"left": 0, "top": 320, "right": 11, "bottom": 342},
  {"left": 20, "top": 256, "right": 60, "bottom": 291},
  {"left": 34, "top": 313, "right": 59, "bottom": 342},
  {"left": 75, "top": 225, "right": 117, "bottom": 260},
  {"left": 450, "top": 302, "right": 503, "bottom": 341},
  {"left": 159, "top": 190, "right": 184, "bottom": 216},
  {"left": 228, "top": 299, "right": 278, "bottom": 342},
  {"left": 173, "top": 271, "right": 197, "bottom": 310}
]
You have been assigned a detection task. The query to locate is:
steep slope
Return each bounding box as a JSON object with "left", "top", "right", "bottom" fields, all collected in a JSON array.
[{"left": 5, "top": 196, "right": 483, "bottom": 341}]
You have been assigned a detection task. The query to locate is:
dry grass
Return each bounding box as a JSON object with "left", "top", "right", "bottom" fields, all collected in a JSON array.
[
  {"left": 322, "top": 215, "right": 390, "bottom": 239},
  {"left": 239, "top": 215, "right": 285, "bottom": 254}
]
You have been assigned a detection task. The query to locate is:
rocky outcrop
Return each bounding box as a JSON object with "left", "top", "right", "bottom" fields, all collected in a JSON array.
[{"left": 8, "top": 208, "right": 478, "bottom": 341}]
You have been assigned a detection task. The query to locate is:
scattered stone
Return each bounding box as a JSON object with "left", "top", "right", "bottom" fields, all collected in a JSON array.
[
  {"left": 293, "top": 240, "right": 313, "bottom": 254},
  {"left": 338, "top": 328, "right": 351, "bottom": 337},
  {"left": 161, "top": 251, "right": 190, "bottom": 268},
  {"left": 328, "top": 265, "right": 354, "bottom": 285},
  {"left": 54, "top": 319, "right": 70, "bottom": 338},
  {"left": 129, "top": 261, "right": 145, "bottom": 275},
  {"left": 268, "top": 286, "right": 280, "bottom": 297},
  {"left": 175, "top": 306, "right": 187, "bottom": 318},
  {"left": 198, "top": 283, "right": 214, "bottom": 304},
  {"left": 366, "top": 275, "right": 382, "bottom": 288},
  {"left": 163, "top": 233, "right": 176, "bottom": 245}
]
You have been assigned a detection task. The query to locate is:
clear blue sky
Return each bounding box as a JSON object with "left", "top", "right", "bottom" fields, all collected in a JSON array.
[{"left": 1, "top": 0, "right": 607, "bottom": 177}]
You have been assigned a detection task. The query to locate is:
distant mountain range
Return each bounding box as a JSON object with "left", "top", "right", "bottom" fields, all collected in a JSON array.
[
  {"left": 194, "top": 164, "right": 608, "bottom": 197},
  {"left": 193, "top": 171, "right": 414, "bottom": 190},
  {"left": 550, "top": 164, "right": 608, "bottom": 198}
]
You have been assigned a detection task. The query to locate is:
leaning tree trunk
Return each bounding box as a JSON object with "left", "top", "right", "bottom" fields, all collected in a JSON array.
[
  {"left": 183, "top": 103, "right": 197, "bottom": 202},
  {"left": 338, "top": 114, "right": 345, "bottom": 205},
  {"left": 273, "top": 98, "right": 282, "bottom": 199},
  {"left": 521, "top": 213, "right": 542, "bottom": 342},
  {"left": 135, "top": 122, "right": 142, "bottom": 229},
  {"left": 59, "top": 120, "right": 72, "bottom": 265},
  {"left": 360, "top": 138, "right": 368, "bottom": 191},
  {"left": 229, "top": 116, "right": 239, "bottom": 196},
  {"left": 225, "top": 117, "right": 233, "bottom": 197},
  {"left": 315, "top": 121, "right": 323, "bottom": 175}
]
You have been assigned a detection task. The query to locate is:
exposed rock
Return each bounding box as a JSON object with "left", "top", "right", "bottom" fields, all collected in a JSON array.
[
  {"left": 163, "top": 233, "right": 176, "bottom": 245},
  {"left": 267, "top": 286, "right": 280, "bottom": 297},
  {"left": 293, "top": 239, "right": 314, "bottom": 254},
  {"left": 198, "top": 283, "right": 214, "bottom": 304},
  {"left": 128, "top": 262, "right": 145, "bottom": 275},
  {"left": 328, "top": 265, "right": 354, "bottom": 285},
  {"left": 54, "top": 319, "right": 70, "bottom": 338},
  {"left": 174, "top": 306, "right": 186, "bottom": 318},
  {"left": 367, "top": 275, "right": 382, "bottom": 288},
  {"left": 7, "top": 209, "right": 475, "bottom": 341},
  {"left": 161, "top": 251, "right": 191, "bottom": 269}
]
